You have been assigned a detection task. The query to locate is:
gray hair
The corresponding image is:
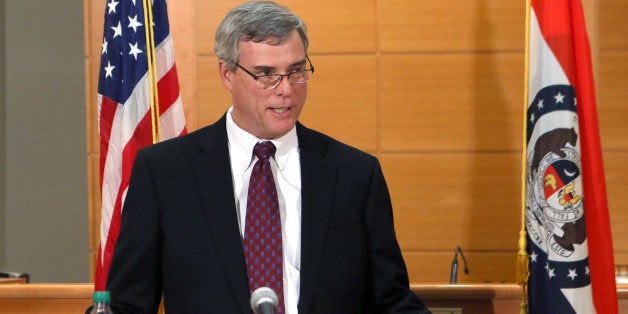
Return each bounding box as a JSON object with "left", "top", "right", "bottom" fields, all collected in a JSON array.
[{"left": 214, "top": 1, "right": 309, "bottom": 70}]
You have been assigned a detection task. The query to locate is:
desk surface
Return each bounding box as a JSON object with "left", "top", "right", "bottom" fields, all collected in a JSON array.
[
  {"left": 0, "top": 278, "right": 26, "bottom": 284},
  {"left": 415, "top": 283, "right": 628, "bottom": 297},
  {"left": 0, "top": 283, "right": 625, "bottom": 314},
  {"left": 1, "top": 283, "right": 627, "bottom": 298},
  {"left": 412, "top": 283, "right": 522, "bottom": 299}
]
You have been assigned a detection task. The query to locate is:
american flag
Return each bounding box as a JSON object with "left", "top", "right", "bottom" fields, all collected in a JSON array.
[
  {"left": 95, "top": 0, "right": 186, "bottom": 291},
  {"left": 524, "top": 0, "right": 617, "bottom": 312}
]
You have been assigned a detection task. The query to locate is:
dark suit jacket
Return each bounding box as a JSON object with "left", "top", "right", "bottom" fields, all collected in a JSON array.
[{"left": 105, "top": 115, "right": 430, "bottom": 313}]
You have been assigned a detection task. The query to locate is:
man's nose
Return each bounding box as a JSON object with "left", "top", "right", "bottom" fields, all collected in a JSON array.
[{"left": 275, "top": 75, "right": 293, "bottom": 95}]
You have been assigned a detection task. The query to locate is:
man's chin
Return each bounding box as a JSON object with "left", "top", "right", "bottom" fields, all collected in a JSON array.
[{"left": 265, "top": 121, "right": 297, "bottom": 139}]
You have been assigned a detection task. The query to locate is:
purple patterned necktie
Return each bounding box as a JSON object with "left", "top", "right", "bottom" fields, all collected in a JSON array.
[{"left": 243, "top": 141, "right": 285, "bottom": 313}]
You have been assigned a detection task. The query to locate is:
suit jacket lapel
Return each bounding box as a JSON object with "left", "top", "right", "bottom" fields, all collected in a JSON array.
[
  {"left": 188, "top": 119, "right": 338, "bottom": 313},
  {"left": 296, "top": 123, "right": 338, "bottom": 313},
  {"left": 192, "top": 116, "right": 251, "bottom": 313}
]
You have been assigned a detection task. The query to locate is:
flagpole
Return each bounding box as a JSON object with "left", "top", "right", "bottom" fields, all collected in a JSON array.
[
  {"left": 143, "top": 0, "right": 161, "bottom": 144},
  {"left": 516, "top": 1, "right": 531, "bottom": 313}
]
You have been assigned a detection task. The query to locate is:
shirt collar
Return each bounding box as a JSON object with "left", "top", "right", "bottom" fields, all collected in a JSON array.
[{"left": 226, "top": 106, "right": 299, "bottom": 173}]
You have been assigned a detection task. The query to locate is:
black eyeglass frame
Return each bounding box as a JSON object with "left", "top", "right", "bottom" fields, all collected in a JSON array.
[{"left": 233, "top": 55, "right": 315, "bottom": 89}]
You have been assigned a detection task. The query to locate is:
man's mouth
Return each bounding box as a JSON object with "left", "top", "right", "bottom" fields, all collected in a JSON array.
[{"left": 271, "top": 107, "right": 289, "bottom": 114}]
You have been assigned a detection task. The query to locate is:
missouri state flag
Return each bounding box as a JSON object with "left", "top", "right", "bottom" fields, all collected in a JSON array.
[
  {"left": 524, "top": 0, "right": 617, "bottom": 313},
  {"left": 95, "top": 0, "right": 187, "bottom": 290}
]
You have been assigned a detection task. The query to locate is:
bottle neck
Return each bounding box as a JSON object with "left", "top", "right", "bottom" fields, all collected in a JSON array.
[{"left": 93, "top": 302, "right": 111, "bottom": 313}]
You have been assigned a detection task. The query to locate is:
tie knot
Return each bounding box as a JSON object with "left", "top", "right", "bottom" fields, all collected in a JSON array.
[{"left": 253, "top": 141, "right": 276, "bottom": 160}]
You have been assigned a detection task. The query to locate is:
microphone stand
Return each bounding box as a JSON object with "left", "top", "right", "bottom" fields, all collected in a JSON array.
[{"left": 450, "top": 246, "right": 469, "bottom": 284}]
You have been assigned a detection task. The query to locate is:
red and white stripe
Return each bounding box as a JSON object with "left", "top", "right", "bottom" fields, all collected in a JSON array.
[{"left": 95, "top": 33, "right": 186, "bottom": 291}]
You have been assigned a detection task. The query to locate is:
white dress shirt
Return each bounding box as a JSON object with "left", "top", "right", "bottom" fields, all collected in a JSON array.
[{"left": 225, "top": 107, "right": 302, "bottom": 313}]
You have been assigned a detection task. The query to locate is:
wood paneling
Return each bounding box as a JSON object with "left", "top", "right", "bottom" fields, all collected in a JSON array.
[
  {"left": 599, "top": 1, "right": 628, "bottom": 269},
  {"left": 4, "top": 283, "right": 628, "bottom": 313},
  {"left": 299, "top": 55, "right": 378, "bottom": 152},
  {"left": 382, "top": 153, "right": 520, "bottom": 252},
  {"left": 0, "top": 284, "right": 92, "bottom": 314},
  {"left": 379, "top": 0, "right": 524, "bottom": 53},
  {"left": 87, "top": 154, "right": 100, "bottom": 254},
  {"left": 85, "top": 56, "right": 100, "bottom": 155},
  {"left": 85, "top": 0, "right": 105, "bottom": 58},
  {"left": 85, "top": 0, "right": 628, "bottom": 285},
  {"left": 194, "top": 1, "right": 247, "bottom": 55},
  {"left": 403, "top": 251, "right": 517, "bottom": 283},
  {"left": 195, "top": 0, "right": 377, "bottom": 55},
  {"left": 285, "top": 0, "right": 377, "bottom": 54},
  {"left": 379, "top": 53, "right": 524, "bottom": 152},
  {"left": 600, "top": 1, "right": 628, "bottom": 50},
  {"left": 598, "top": 51, "right": 628, "bottom": 150},
  {"left": 168, "top": 0, "right": 198, "bottom": 131},
  {"left": 615, "top": 253, "right": 628, "bottom": 267},
  {"left": 607, "top": 152, "right": 628, "bottom": 255},
  {"left": 195, "top": 56, "right": 233, "bottom": 126}
]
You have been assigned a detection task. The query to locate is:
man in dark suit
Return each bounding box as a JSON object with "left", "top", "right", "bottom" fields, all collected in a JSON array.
[{"left": 104, "top": 1, "right": 430, "bottom": 313}]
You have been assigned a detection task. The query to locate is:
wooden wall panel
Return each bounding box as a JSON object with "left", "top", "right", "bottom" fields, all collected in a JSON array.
[
  {"left": 85, "top": 0, "right": 628, "bottom": 286},
  {"left": 195, "top": 0, "right": 377, "bottom": 55},
  {"left": 616, "top": 253, "right": 628, "bottom": 268},
  {"left": 85, "top": 57, "right": 100, "bottom": 155},
  {"left": 85, "top": 59, "right": 99, "bottom": 277},
  {"left": 607, "top": 152, "right": 628, "bottom": 260},
  {"left": 598, "top": 0, "right": 628, "bottom": 272},
  {"left": 87, "top": 154, "right": 101, "bottom": 283},
  {"left": 284, "top": 0, "right": 377, "bottom": 54},
  {"left": 85, "top": 0, "right": 105, "bottom": 57},
  {"left": 87, "top": 154, "right": 100, "bottom": 257},
  {"left": 168, "top": 0, "right": 198, "bottom": 131},
  {"left": 195, "top": 56, "right": 233, "bottom": 127},
  {"left": 600, "top": 1, "right": 628, "bottom": 50},
  {"left": 299, "top": 55, "right": 378, "bottom": 152},
  {"left": 194, "top": 1, "right": 238, "bottom": 55},
  {"left": 598, "top": 51, "right": 628, "bottom": 150},
  {"left": 85, "top": 56, "right": 100, "bottom": 153},
  {"left": 0, "top": 285, "right": 93, "bottom": 314},
  {"left": 403, "top": 251, "right": 517, "bottom": 283},
  {"left": 379, "top": 53, "right": 524, "bottom": 152},
  {"left": 379, "top": 0, "right": 524, "bottom": 53},
  {"left": 598, "top": 1, "right": 628, "bottom": 267},
  {"left": 381, "top": 153, "right": 520, "bottom": 252}
]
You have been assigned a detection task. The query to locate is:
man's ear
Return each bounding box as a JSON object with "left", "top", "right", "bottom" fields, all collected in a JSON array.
[{"left": 218, "top": 60, "right": 234, "bottom": 91}]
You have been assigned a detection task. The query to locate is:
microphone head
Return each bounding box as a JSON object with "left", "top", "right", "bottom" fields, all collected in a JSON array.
[{"left": 250, "top": 287, "right": 278, "bottom": 312}]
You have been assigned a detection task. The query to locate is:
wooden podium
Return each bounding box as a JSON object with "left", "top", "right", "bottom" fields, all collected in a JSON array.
[
  {"left": 0, "top": 284, "right": 92, "bottom": 313},
  {"left": 414, "top": 284, "right": 628, "bottom": 313},
  {"left": 413, "top": 284, "right": 523, "bottom": 313},
  {"left": 0, "top": 278, "right": 26, "bottom": 284},
  {"left": 0, "top": 283, "right": 626, "bottom": 313}
]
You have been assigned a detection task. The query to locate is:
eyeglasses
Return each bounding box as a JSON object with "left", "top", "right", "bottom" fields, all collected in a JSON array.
[{"left": 233, "top": 55, "right": 314, "bottom": 90}]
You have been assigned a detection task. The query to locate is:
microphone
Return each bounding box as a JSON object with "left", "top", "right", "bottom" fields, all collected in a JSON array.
[
  {"left": 250, "top": 287, "right": 278, "bottom": 314},
  {"left": 450, "top": 246, "right": 469, "bottom": 284}
]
